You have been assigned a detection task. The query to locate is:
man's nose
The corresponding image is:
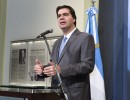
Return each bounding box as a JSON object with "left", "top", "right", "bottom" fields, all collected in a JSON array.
[{"left": 59, "top": 15, "right": 65, "bottom": 19}]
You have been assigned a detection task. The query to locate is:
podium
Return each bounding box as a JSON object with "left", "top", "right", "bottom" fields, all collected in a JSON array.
[{"left": 0, "top": 85, "right": 61, "bottom": 100}]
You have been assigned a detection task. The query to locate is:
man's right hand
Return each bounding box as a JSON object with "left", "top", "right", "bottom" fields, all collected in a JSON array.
[{"left": 34, "top": 59, "right": 43, "bottom": 75}]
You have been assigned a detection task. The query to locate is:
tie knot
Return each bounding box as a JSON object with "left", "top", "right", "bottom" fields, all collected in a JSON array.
[{"left": 63, "top": 37, "right": 67, "bottom": 42}]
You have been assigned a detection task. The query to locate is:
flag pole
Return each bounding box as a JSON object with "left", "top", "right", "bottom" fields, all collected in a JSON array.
[{"left": 91, "top": 0, "right": 96, "bottom": 7}]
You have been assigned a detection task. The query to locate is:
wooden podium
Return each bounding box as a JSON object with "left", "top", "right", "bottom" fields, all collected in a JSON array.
[{"left": 0, "top": 85, "right": 61, "bottom": 100}]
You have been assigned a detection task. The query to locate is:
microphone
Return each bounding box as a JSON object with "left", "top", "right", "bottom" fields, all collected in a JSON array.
[{"left": 37, "top": 29, "right": 53, "bottom": 38}]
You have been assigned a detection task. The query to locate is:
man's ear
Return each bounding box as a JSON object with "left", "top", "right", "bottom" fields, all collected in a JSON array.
[{"left": 73, "top": 19, "right": 75, "bottom": 23}]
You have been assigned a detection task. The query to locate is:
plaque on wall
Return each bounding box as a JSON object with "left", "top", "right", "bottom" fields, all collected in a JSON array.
[{"left": 10, "top": 42, "right": 28, "bottom": 84}]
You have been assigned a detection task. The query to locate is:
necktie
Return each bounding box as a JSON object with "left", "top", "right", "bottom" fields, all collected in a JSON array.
[{"left": 59, "top": 37, "right": 67, "bottom": 58}]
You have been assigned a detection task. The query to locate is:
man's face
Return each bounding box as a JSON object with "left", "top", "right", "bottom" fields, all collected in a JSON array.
[{"left": 57, "top": 8, "right": 75, "bottom": 30}]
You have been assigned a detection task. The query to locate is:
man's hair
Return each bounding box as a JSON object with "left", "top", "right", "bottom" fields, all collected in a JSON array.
[{"left": 56, "top": 5, "right": 77, "bottom": 26}]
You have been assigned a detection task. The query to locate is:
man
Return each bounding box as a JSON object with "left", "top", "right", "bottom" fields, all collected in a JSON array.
[
  {"left": 19, "top": 49, "right": 26, "bottom": 64},
  {"left": 34, "top": 5, "right": 95, "bottom": 100}
]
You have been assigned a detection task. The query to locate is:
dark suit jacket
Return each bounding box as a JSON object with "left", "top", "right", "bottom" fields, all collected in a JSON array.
[{"left": 51, "top": 29, "right": 95, "bottom": 100}]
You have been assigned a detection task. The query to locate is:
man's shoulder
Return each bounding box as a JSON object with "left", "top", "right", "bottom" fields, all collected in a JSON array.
[
  {"left": 78, "top": 31, "right": 92, "bottom": 38},
  {"left": 75, "top": 29, "right": 90, "bottom": 36},
  {"left": 53, "top": 36, "right": 63, "bottom": 45}
]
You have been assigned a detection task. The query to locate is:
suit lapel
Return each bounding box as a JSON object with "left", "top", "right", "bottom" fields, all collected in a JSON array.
[{"left": 57, "top": 29, "right": 80, "bottom": 64}]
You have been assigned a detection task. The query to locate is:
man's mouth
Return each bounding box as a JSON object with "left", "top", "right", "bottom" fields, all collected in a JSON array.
[{"left": 60, "top": 21, "right": 66, "bottom": 25}]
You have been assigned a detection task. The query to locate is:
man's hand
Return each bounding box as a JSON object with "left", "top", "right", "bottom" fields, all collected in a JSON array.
[
  {"left": 34, "top": 59, "right": 43, "bottom": 75},
  {"left": 43, "top": 61, "right": 61, "bottom": 76}
]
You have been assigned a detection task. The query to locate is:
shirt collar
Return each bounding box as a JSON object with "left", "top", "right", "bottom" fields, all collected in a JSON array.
[{"left": 64, "top": 28, "right": 76, "bottom": 39}]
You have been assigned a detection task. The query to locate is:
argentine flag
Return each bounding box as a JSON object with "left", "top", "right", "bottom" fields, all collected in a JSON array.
[{"left": 85, "top": 7, "right": 106, "bottom": 100}]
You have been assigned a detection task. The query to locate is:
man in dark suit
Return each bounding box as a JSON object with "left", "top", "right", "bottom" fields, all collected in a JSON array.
[{"left": 34, "top": 5, "right": 95, "bottom": 100}]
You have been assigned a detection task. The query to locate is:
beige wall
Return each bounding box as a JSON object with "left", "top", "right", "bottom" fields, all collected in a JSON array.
[{"left": 0, "top": 0, "right": 7, "bottom": 84}]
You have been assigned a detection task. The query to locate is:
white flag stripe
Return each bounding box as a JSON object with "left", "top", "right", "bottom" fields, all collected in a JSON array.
[
  {"left": 90, "top": 65, "right": 106, "bottom": 100},
  {"left": 85, "top": 20, "right": 90, "bottom": 33},
  {"left": 92, "top": 17, "right": 98, "bottom": 44},
  {"left": 90, "top": 65, "right": 105, "bottom": 92}
]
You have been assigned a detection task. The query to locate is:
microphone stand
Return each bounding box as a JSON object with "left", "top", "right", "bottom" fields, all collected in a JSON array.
[{"left": 37, "top": 36, "right": 69, "bottom": 100}]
